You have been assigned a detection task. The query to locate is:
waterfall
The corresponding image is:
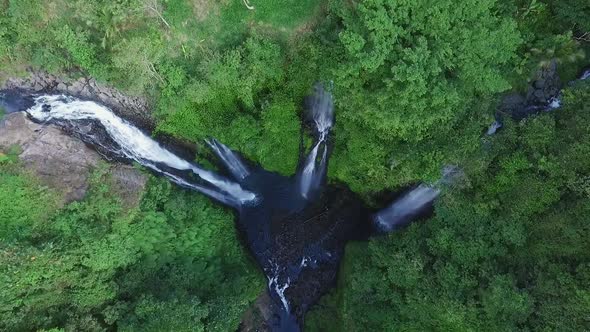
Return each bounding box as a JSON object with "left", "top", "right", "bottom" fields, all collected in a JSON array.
[
  {"left": 545, "top": 69, "right": 589, "bottom": 110},
  {"left": 486, "top": 120, "right": 503, "bottom": 135},
  {"left": 373, "top": 166, "right": 460, "bottom": 233},
  {"left": 373, "top": 184, "right": 441, "bottom": 233},
  {"left": 299, "top": 140, "right": 322, "bottom": 199},
  {"left": 25, "top": 95, "right": 257, "bottom": 207},
  {"left": 548, "top": 96, "right": 562, "bottom": 109},
  {"left": 205, "top": 138, "right": 250, "bottom": 181},
  {"left": 309, "top": 84, "right": 334, "bottom": 138},
  {"left": 297, "top": 84, "right": 334, "bottom": 199},
  {"left": 159, "top": 171, "right": 243, "bottom": 207}
]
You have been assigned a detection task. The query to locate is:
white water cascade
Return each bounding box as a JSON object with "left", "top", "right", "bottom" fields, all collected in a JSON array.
[
  {"left": 298, "top": 84, "right": 334, "bottom": 199},
  {"left": 26, "top": 95, "right": 257, "bottom": 207},
  {"left": 373, "top": 166, "right": 460, "bottom": 232},
  {"left": 266, "top": 260, "right": 291, "bottom": 311},
  {"left": 486, "top": 120, "right": 503, "bottom": 135},
  {"left": 206, "top": 138, "right": 250, "bottom": 181},
  {"left": 544, "top": 69, "right": 589, "bottom": 111},
  {"left": 373, "top": 184, "right": 441, "bottom": 232}
]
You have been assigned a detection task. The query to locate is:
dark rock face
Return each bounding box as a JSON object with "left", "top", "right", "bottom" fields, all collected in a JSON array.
[
  {"left": 0, "top": 112, "right": 147, "bottom": 205},
  {"left": 526, "top": 60, "right": 561, "bottom": 106},
  {"left": 495, "top": 60, "right": 562, "bottom": 122},
  {"left": 489, "top": 61, "right": 590, "bottom": 137},
  {"left": 235, "top": 169, "right": 370, "bottom": 330},
  {"left": 276, "top": 187, "right": 369, "bottom": 316},
  {"left": 498, "top": 93, "right": 526, "bottom": 119}
]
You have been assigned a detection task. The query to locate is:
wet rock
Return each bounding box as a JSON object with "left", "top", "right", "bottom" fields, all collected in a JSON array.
[
  {"left": 0, "top": 112, "right": 147, "bottom": 205},
  {"left": 70, "top": 80, "right": 85, "bottom": 94},
  {"left": 526, "top": 59, "right": 561, "bottom": 106},
  {"left": 499, "top": 93, "right": 525, "bottom": 112},
  {"left": 493, "top": 60, "right": 563, "bottom": 124},
  {"left": 33, "top": 81, "right": 44, "bottom": 91},
  {"left": 240, "top": 293, "right": 274, "bottom": 332}
]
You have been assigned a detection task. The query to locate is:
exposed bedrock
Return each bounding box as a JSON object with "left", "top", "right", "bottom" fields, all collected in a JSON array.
[
  {"left": 0, "top": 112, "right": 147, "bottom": 205},
  {"left": 487, "top": 60, "right": 589, "bottom": 135}
]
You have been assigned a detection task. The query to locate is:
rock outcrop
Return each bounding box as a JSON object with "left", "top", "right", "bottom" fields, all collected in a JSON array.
[
  {"left": 526, "top": 60, "right": 561, "bottom": 106},
  {"left": 495, "top": 60, "right": 562, "bottom": 121},
  {"left": 0, "top": 112, "right": 147, "bottom": 205}
]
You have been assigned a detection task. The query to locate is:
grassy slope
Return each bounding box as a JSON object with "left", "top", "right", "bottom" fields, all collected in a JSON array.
[{"left": 164, "top": 0, "right": 325, "bottom": 48}]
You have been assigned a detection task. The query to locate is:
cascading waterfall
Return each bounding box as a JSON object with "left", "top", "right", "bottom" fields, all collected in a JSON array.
[
  {"left": 373, "top": 166, "right": 459, "bottom": 232},
  {"left": 537, "top": 68, "right": 590, "bottom": 111},
  {"left": 299, "top": 141, "right": 322, "bottom": 198},
  {"left": 486, "top": 120, "right": 503, "bottom": 135},
  {"left": 1, "top": 85, "right": 348, "bottom": 332},
  {"left": 373, "top": 184, "right": 440, "bottom": 232},
  {"left": 158, "top": 171, "right": 243, "bottom": 207},
  {"left": 297, "top": 84, "right": 334, "bottom": 199},
  {"left": 206, "top": 138, "right": 250, "bottom": 181},
  {"left": 373, "top": 66, "right": 589, "bottom": 273},
  {"left": 7, "top": 69, "right": 581, "bottom": 330},
  {"left": 548, "top": 96, "right": 562, "bottom": 109},
  {"left": 544, "top": 68, "right": 590, "bottom": 107},
  {"left": 266, "top": 260, "right": 291, "bottom": 311},
  {"left": 25, "top": 95, "right": 258, "bottom": 208}
]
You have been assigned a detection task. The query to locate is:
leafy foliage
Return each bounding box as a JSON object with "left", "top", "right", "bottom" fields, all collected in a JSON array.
[
  {"left": 0, "top": 170, "right": 263, "bottom": 331},
  {"left": 551, "top": 0, "right": 590, "bottom": 33},
  {"left": 306, "top": 82, "right": 590, "bottom": 331},
  {"left": 1, "top": 0, "right": 590, "bottom": 330},
  {"left": 0, "top": 152, "right": 59, "bottom": 242},
  {"left": 324, "top": 0, "right": 522, "bottom": 192},
  {"left": 156, "top": 36, "right": 303, "bottom": 174}
]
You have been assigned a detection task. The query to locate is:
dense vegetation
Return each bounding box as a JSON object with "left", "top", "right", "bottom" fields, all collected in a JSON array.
[
  {"left": 306, "top": 81, "right": 590, "bottom": 331},
  {"left": 1, "top": 156, "right": 262, "bottom": 331},
  {"left": 0, "top": 0, "right": 589, "bottom": 330}
]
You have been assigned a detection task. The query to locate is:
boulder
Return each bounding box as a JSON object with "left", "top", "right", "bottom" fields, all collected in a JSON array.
[
  {"left": 0, "top": 112, "right": 147, "bottom": 205},
  {"left": 494, "top": 60, "right": 563, "bottom": 123},
  {"left": 526, "top": 60, "right": 561, "bottom": 105}
]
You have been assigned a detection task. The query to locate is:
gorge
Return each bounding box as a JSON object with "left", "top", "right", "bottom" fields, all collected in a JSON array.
[
  {"left": 1, "top": 83, "right": 446, "bottom": 331},
  {"left": 2, "top": 63, "right": 588, "bottom": 331}
]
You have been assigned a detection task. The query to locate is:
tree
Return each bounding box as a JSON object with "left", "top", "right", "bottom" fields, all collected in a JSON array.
[
  {"left": 307, "top": 81, "right": 590, "bottom": 331},
  {"left": 156, "top": 36, "right": 291, "bottom": 172},
  {"left": 325, "top": 0, "right": 522, "bottom": 192},
  {"left": 0, "top": 169, "right": 263, "bottom": 331}
]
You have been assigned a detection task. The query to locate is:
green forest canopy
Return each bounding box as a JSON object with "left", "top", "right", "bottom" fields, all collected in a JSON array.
[{"left": 0, "top": 0, "right": 589, "bottom": 330}]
